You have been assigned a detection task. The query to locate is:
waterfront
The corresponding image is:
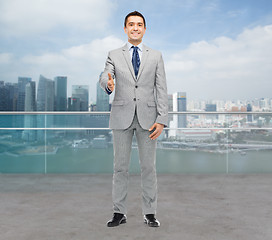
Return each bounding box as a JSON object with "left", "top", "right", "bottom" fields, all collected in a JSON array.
[{"left": 1, "top": 145, "right": 272, "bottom": 174}]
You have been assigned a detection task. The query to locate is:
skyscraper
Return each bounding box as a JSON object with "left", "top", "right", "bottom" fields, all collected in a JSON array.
[
  {"left": 247, "top": 103, "right": 253, "bottom": 122},
  {"left": 72, "top": 85, "right": 89, "bottom": 111},
  {"left": 169, "top": 92, "right": 187, "bottom": 138},
  {"left": 54, "top": 76, "right": 67, "bottom": 111},
  {"left": 37, "top": 75, "right": 55, "bottom": 111},
  {"left": 96, "top": 80, "right": 109, "bottom": 111},
  {"left": 68, "top": 97, "right": 81, "bottom": 111},
  {"left": 0, "top": 81, "right": 8, "bottom": 111},
  {"left": 177, "top": 92, "right": 187, "bottom": 128},
  {"left": 6, "top": 82, "right": 18, "bottom": 111},
  {"left": 22, "top": 82, "right": 36, "bottom": 141},
  {"left": 205, "top": 103, "right": 218, "bottom": 121},
  {"left": 205, "top": 104, "right": 217, "bottom": 112},
  {"left": 36, "top": 75, "right": 55, "bottom": 141},
  {"left": 24, "top": 82, "right": 36, "bottom": 111},
  {"left": 17, "top": 77, "right": 32, "bottom": 111}
]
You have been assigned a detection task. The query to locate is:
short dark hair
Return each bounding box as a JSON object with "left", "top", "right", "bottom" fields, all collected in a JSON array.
[{"left": 124, "top": 11, "right": 146, "bottom": 27}]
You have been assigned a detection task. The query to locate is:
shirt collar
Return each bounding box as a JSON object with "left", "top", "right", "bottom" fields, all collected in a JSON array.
[{"left": 127, "top": 42, "right": 143, "bottom": 52}]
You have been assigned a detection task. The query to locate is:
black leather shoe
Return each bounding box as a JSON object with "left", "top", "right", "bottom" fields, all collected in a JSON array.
[
  {"left": 144, "top": 214, "right": 160, "bottom": 227},
  {"left": 107, "top": 213, "right": 127, "bottom": 227}
]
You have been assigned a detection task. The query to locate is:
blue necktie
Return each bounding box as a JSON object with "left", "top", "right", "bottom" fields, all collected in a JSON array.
[{"left": 132, "top": 46, "right": 140, "bottom": 78}]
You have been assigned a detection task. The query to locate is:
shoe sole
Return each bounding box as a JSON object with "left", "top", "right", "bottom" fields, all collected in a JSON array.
[
  {"left": 120, "top": 218, "right": 126, "bottom": 224},
  {"left": 107, "top": 218, "right": 127, "bottom": 227},
  {"left": 144, "top": 218, "right": 160, "bottom": 227}
]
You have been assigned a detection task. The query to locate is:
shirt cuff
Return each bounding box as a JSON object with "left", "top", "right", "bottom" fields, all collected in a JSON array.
[{"left": 105, "top": 86, "right": 112, "bottom": 95}]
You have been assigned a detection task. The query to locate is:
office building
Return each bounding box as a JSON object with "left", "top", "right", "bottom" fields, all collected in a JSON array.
[
  {"left": 17, "top": 77, "right": 32, "bottom": 111},
  {"left": 36, "top": 75, "right": 55, "bottom": 141},
  {"left": 205, "top": 104, "right": 217, "bottom": 112},
  {"left": 205, "top": 103, "right": 218, "bottom": 121},
  {"left": 247, "top": 103, "right": 253, "bottom": 122},
  {"left": 169, "top": 92, "right": 187, "bottom": 138},
  {"left": 22, "top": 82, "right": 36, "bottom": 141},
  {"left": 68, "top": 97, "right": 81, "bottom": 111},
  {"left": 24, "top": 82, "right": 36, "bottom": 111},
  {"left": 96, "top": 80, "right": 109, "bottom": 111},
  {"left": 6, "top": 83, "right": 18, "bottom": 111},
  {"left": 54, "top": 76, "right": 67, "bottom": 128},
  {"left": 175, "top": 92, "right": 187, "bottom": 128},
  {"left": 0, "top": 81, "right": 8, "bottom": 111},
  {"left": 71, "top": 85, "right": 89, "bottom": 111},
  {"left": 37, "top": 75, "right": 55, "bottom": 111},
  {"left": 54, "top": 76, "right": 67, "bottom": 111}
]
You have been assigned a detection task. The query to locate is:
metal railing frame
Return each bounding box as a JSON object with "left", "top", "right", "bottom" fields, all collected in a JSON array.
[
  {"left": 1, "top": 111, "right": 272, "bottom": 174},
  {"left": 0, "top": 111, "right": 271, "bottom": 130}
]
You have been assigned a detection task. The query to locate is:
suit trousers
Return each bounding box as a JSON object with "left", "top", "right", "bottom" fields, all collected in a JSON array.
[{"left": 112, "top": 112, "right": 157, "bottom": 215}]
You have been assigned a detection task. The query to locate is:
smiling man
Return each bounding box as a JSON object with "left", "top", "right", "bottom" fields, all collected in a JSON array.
[{"left": 100, "top": 11, "right": 168, "bottom": 228}]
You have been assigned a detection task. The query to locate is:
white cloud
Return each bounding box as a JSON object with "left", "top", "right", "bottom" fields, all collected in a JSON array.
[
  {"left": 19, "top": 36, "right": 125, "bottom": 100},
  {"left": 0, "top": 53, "right": 13, "bottom": 64},
  {"left": 22, "top": 35, "right": 124, "bottom": 71},
  {"left": 165, "top": 25, "right": 272, "bottom": 99},
  {"left": 1, "top": 25, "right": 272, "bottom": 101},
  {"left": 0, "top": 0, "right": 114, "bottom": 36}
]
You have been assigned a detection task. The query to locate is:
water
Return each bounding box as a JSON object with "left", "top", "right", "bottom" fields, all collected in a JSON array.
[{"left": 1, "top": 146, "right": 272, "bottom": 173}]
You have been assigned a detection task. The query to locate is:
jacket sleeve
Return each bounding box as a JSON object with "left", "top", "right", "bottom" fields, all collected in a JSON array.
[
  {"left": 99, "top": 51, "right": 115, "bottom": 95},
  {"left": 155, "top": 53, "right": 168, "bottom": 127}
]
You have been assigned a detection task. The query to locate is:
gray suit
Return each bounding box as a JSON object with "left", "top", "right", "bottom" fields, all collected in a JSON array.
[{"left": 100, "top": 43, "right": 168, "bottom": 215}]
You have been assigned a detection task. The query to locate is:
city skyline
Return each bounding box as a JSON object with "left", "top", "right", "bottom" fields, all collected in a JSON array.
[
  {"left": 1, "top": 74, "right": 272, "bottom": 103},
  {"left": 0, "top": 0, "right": 272, "bottom": 100},
  {"left": 1, "top": 75, "right": 272, "bottom": 113}
]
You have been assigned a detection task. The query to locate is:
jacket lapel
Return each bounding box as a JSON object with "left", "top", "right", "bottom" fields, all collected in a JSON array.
[
  {"left": 137, "top": 44, "right": 149, "bottom": 80},
  {"left": 122, "top": 44, "right": 136, "bottom": 81}
]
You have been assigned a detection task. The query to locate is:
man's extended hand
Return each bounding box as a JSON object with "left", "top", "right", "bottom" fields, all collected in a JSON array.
[
  {"left": 149, "top": 123, "right": 164, "bottom": 140},
  {"left": 107, "top": 73, "right": 115, "bottom": 92}
]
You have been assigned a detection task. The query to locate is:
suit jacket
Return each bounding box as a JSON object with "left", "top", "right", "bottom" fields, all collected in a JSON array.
[{"left": 99, "top": 43, "right": 168, "bottom": 130}]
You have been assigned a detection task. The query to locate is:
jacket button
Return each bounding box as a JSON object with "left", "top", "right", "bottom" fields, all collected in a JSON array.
[
  {"left": 133, "top": 98, "right": 136, "bottom": 101},
  {"left": 135, "top": 85, "right": 138, "bottom": 88}
]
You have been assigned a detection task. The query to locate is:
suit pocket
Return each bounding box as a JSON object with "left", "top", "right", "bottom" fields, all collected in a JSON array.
[
  {"left": 112, "top": 100, "right": 124, "bottom": 106},
  {"left": 147, "top": 101, "right": 156, "bottom": 107}
]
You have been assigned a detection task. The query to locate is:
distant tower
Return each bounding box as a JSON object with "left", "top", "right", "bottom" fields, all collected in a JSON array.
[
  {"left": 205, "top": 103, "right": 218, "bottom": 121},
  {"left": 54, "top": 76, "right": 67, "bottom": 111},
  {"left": 22, "top": 82, "right": 36, "bottom": 141},
  {"left": 6, "top": 83, "right": 18, "bottom": 111},
  {"left": 17, "top": 77, "right": 32, "bottom": 111},
  {"left": 0, "top": 81, "right": 8, "bottom": 111},
  {"left": 36, "top": 75, "right": 55, "bottom": 141},
  {"left": 96, "top": 78, "right": 109, "bottom": 111},
  {"left": 205, "top": 104, "right": 217, "bottom": 112},
  {"left": 68, "top": 97, "right": 81, "bottom": 111},
  {"left": 37, "top": 75, "right": 55, "bottom": 111},
  {"left": 169, "top": 92, "right": 187, "bottom": 138},
  {"left": 24, "top": 82, "right": 36, "bottom": 111},
  {"left": 247, "top": 103, "right": 253, "bottom": 122},
  {"left": 72, "top": 85, "right": 89, "bottom": 111},
  {"left": 175, "top": 92, "right": 187, "bottom": 128}
]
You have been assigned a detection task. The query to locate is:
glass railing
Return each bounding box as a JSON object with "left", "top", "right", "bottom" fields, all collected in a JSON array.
[{"left": 1, "top": 111, "right": 272, "bottom": 174}]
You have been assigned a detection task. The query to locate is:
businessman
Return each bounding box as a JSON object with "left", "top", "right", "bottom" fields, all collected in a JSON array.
[{"left": 99, "top": 11, "right": 168, "bottom": 227}]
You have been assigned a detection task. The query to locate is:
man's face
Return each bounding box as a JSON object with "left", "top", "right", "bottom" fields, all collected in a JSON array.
[{"left": 124, "top": 16, "right": 146, "bottom": 44}]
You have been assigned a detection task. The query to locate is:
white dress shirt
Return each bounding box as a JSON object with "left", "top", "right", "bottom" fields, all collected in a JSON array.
[{"left": 127, "top": 42, "right": 143, "bottom": 61}]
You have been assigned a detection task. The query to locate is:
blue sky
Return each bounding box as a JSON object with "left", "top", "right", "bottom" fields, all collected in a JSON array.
[{"left": 0, "top": 0, "right": 272, "bottom": 101}]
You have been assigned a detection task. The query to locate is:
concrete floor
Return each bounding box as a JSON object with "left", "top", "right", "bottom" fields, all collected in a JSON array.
[{"left": 0, "top": 174, "right": 272, "bottom": 240}]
